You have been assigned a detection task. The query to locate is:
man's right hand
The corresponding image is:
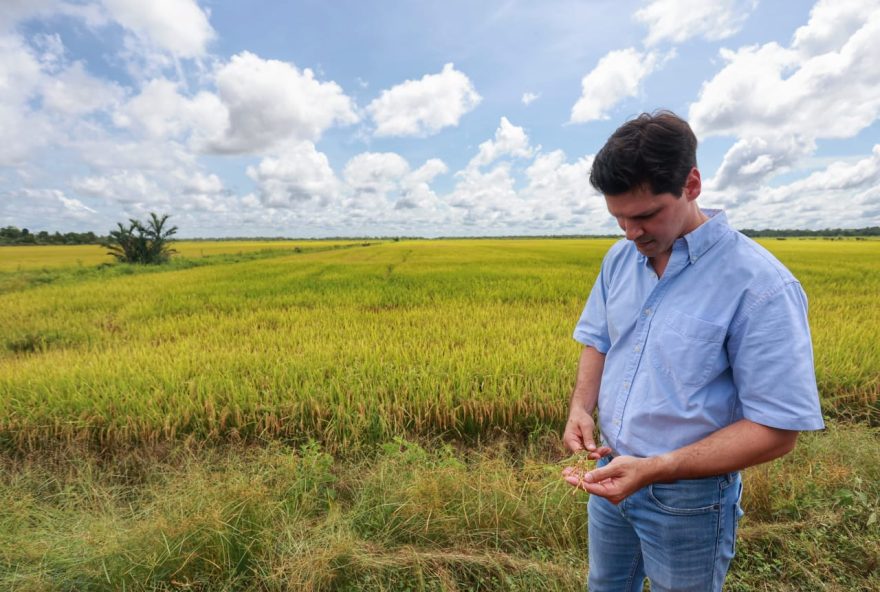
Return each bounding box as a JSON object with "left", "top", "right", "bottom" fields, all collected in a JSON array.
[{"left": 563, "top": 406, "right": 611, "bottom": 460}]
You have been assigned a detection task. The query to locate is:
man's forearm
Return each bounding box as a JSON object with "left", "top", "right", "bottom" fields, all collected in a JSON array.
[
  {"left": 645, "top": 418, "right": 798, "bottom": 483},
  {"left": 569, "top": 345, "right": 605, "bottom": 414},
  {"left": 573, "top": 418, "right": 800, "bottom": 503},
  {"left": 563, "top": 345, "right": 608, "bottom": 454}
]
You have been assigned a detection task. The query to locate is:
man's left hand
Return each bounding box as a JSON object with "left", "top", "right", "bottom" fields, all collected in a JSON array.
[{"left": 562, "top": 455, "right": 657, "bottom": 505}]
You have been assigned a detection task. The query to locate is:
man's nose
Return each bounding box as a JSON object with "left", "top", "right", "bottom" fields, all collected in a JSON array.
[{"left": 624, "top": 220, "right": 643, "bottom": 241}]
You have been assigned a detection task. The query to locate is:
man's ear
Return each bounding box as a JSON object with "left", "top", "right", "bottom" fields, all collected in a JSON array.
[{"left": 684, "top": 167, "right": 701, "bottom": 201}]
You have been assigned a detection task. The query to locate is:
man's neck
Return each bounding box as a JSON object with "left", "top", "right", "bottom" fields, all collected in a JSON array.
[
  {"left": 650, "top": 253, "right": 670, "bottom": 278},
  {"left": 683, "top": 207, "right": 710, "bottom": 236},
  {"left": 651, "top": 208, "right": 710, "bottom": 278}
]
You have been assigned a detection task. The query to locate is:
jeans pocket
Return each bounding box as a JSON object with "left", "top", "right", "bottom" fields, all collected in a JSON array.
[
  {"left": 732, "top": 480, "right": 745, "bottom": 556},
  {"left": 648, "top": 478, "right": 721, "bottom": 515}
]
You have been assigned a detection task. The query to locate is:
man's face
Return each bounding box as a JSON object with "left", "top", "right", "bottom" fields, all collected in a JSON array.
[{"left": 604, "top": 168, "right": 702, "bottom": 259}]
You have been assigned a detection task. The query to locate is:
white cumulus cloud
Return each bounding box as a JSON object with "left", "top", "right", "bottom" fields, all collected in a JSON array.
[
  {"left": 635, "top": 0, "right": 758, "bottom": 47},
  {"left": 344, "top": 152, "right": 410, "bottom": 196},
  {"left": 113, "top": 78, "right": 227, "bottom": 146},
  {"left": 448, "top": 163, "right": 520, "bottom": 221},
  {"left": 691, "top": 1, "right": 880, "bottom": 197},
  {"left": 709, "top": 145, "right": 880, "bottom": 229},
  {"left": 72, "top": 170, "right": 167, "bottom": 204},
  {"left": 570, "top": 48, "right": 660, "bottom": 123},
  {"left": 342, "top": 152, "right": 448, "bottom": 212},
  {"left": 4, "top": 188, "right": 97, "bottom": 223},
  {"left": 41, "top": 61, "right": 124, "bottom": 116},
  {"left": 247, "top": 142, "right": 340, "bottom": 208},
  {"left": 0, "top": 33, "right": 122, "bottom": 165},
  {"left": 523, "top": 151, "right": 596, "bottom": 205},
  {"left": 0, "top": 34, "right": 52, "bottom": 164},
  {"left": 440, "top": 123, "right": 605, "bottom": 233},
  {"left": 206, "top": 52, "right": 359, "bottom": 154},
  {"left": 100, "top": 0, "right": 215, "bottom": 58},
  {"left": 368, "top": 63, "right": 481, "bottom": 137},
  {"left": 469, "top": 117, "right": 534, "bottom": 169},
  {"left": 397, "top": 159, "right": 448, "bottom": 210},
  {"left": 179, "top": 170, "right": 224, "bottom": 195},
  {"left": 690, "top": 4, "right": 880, "bottom": 141},
  {"left": 707, "top": 135, "right": 815, "bottom": 191},
  {"left": 521, "top": 92, "right": 540, "bottom": 106},
  {"left": 791, "top": 0, "right": 879, "bottom": 57}
]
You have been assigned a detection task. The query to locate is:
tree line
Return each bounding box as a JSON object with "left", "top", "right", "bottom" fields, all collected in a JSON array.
[
  {"left": 740, "top": 226, "right": 880, "bottom": 238},
  {"left": 3, "top": 213, "right": 178, "bottom": 264},
  {"left": 3, "top": 222, "right": 879, "bottom": 248},
  {"left": 0, "top": 227, "right": 103, "bottom": 245}
]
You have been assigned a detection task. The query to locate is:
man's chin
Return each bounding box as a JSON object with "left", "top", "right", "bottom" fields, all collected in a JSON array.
[{"left": 635, "top": 239, "right": 656, "bottom": 253}]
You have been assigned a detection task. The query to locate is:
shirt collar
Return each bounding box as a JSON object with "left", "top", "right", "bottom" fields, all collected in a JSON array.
[
  {"left": 683, "top": 209, "right": 730, "bottom": 264},
  {"left": 635, "top": 208, "right": 730, "bottom": 266}
]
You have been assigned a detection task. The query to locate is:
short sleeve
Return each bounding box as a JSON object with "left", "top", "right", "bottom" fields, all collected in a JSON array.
[
  {"left": 573, "top": 259, "right": 611, "bottom": 353},
  {"left": 727, "top": 281, "right": 825, "bottom": 431}
]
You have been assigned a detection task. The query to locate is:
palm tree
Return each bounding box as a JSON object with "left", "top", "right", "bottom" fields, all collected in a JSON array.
[{"left": 102, "top": 213, "right": 178, "bottom": 264}]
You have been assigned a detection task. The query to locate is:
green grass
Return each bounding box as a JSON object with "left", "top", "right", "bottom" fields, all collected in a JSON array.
[{"left": 1, "top": 424, "right": 877, "bottom": 591}]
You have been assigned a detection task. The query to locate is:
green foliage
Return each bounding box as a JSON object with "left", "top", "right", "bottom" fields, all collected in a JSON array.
[
  {"left": 740, "top": 226, "right": 880, "bottom": 238},
  {"left": 0, "top": 225, "right": 102, "bottom": 245},
  {"left": 1, "top": 428, "right": 877, "bottom": 590},
  {"left": 101, "top": 213, "right": 178, "bottom": 264},
  {"left": 0, "top": 441, "right": 588, "bottom": 591}
]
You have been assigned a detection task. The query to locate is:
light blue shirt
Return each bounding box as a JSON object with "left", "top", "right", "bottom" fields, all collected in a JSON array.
[{"left": 573, "top": 209, "right": 825, "bottom": 458}]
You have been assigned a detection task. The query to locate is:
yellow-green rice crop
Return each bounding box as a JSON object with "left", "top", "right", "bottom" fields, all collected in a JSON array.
[
  {"left": 0, "top": 238, "right": 877, "bottom": 452},
  {"left": 0, "top": 240, "right": 361, "bottom": 272}
]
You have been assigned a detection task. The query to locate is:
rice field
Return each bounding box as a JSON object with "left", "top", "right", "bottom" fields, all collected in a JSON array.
[
  {"left": 0, "top": 240, "right": 361, "bottom": 272},
  {"left": 1, "top": 238, "right": 876, "bottom": 451},
  {"left": 0, "top": 238, "right": 878, "bottom": 590}
]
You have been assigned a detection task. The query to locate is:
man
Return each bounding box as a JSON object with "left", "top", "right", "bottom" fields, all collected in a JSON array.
[{"left": 562, "top": 111, "right": 824, "bottom": 591}]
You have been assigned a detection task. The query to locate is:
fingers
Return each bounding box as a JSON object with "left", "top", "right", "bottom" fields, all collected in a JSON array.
[
  {"left": 587, "top": 446, "right": 612, "bottom": 460},
  {"left": 562, "top": 468, "right": 619, "bottom": 502},
  {"left": 562, "top": 467, "right": 591, "bottom": 490},
  {"left": 562, "top": 434, "right": 584, "bottom": 453},
  {"left": 584, "top": 462, "right": 618, "bottom": 484},
  {"left": 581, "top": 481, "right": 624, "bottom": 504},
  {"left": 562, "top": 429, "right": 588, "bottom": 453},
  {"left": 579, "top": 419, "right": 597, "bottom": 451},
  {"left": 563, "top": 418, "right": 598, "bottom": 453}
]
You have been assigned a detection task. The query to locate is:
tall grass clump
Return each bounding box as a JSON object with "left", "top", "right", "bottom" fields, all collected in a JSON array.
[
  {"left": 1, "top": 425, "right": 877, "bottom": 590},
  {"left": 0, "top": 440, "right": 588, "bottom": 591}
]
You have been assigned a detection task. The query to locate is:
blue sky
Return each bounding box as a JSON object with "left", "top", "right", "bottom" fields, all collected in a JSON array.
[{"left": 1, "top": 0, "right": 879, "bottom": 237}]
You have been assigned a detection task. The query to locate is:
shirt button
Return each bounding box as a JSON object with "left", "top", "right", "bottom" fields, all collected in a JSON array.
[
  {"left": 614, "top": 420, "right": 621, "bottom": 426},
  {"left": 633, "top": 345, "right": 641, "bottom": 353},
  {"left": 623, "top": 381, "right": 630, "bottom": 389},
  {"left": 644, "top": 308, "right": 652, "bottom": 316}
]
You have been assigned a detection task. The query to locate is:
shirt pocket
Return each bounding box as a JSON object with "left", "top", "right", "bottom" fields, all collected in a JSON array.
[{"left": 650, "top": 309, "right": 727, "bottom": 387}]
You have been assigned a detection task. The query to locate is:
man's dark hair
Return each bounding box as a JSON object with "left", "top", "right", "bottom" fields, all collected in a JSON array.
[{"left": 589, "top": 110, "right": 697, "bottom": 197}]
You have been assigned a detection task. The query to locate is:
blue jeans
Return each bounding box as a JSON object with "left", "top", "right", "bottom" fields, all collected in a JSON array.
[{"left": 587, "top": 456, "right": 744, "bottom": 592}]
